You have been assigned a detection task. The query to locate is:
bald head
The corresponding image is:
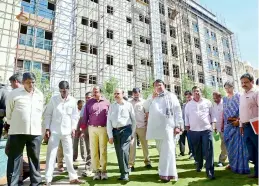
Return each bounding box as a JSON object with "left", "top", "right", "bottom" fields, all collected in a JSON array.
[
  {"left": 213, "top": 91, "right": 222, "bottom": 104},
  {"left": 114, "top": 88, "right": 124, "bottom": 103}
]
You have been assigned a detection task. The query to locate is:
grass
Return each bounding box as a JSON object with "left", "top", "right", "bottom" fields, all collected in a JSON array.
[{"left": 41, "top": 139, "right": 258, "bottom": 186}]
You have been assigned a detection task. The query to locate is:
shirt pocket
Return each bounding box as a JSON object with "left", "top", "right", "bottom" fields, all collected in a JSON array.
[
  {"left": 35, "top": 100, "right": 43, "bottom": 113},
  {"left": 66, "top": 106, "right": 73, "bottom": 115},
  {"left": 136, "top": 105, "right": 143, "bottom": 112}
]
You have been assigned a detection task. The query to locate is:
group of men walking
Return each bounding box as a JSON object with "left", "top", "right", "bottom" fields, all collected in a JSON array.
[{"left": 0, "top": 71, "right": 258, "bottom": 186}]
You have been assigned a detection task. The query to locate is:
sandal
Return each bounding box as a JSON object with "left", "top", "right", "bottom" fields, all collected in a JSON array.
[{"left": 70, "top": 179, "right": 84, "bottom": 184}]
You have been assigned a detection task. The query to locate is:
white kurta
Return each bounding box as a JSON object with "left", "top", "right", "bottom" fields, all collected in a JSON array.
[
  {"left": 43, "top": 95, "right": 78, "bottom": 182},
  {"left": 144, "top": 92, "right": 183, "bottom": 180}
]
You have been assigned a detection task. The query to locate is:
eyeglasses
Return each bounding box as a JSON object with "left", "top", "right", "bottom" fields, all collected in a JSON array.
[{"left": 114, "top": 93, "right": 120, "bottom": 95}]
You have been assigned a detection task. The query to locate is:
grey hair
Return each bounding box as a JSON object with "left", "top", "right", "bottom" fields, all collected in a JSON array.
[
  {"left": 9, "top": 73, "right": 23, "bottom": 83},
  {"left": 224, "top": 81, "right": 234, "bottom": 88},
  {"left": 92, "top": 86, "right": 102, "bottom": 93}
]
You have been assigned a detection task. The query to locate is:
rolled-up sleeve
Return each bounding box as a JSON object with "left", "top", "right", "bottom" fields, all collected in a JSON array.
[
  {"left": 106, "top": 104, "right": 113, "bottom": 139},
  {"left": 209, "top": 101, "right": 215, "bottom": 124},
  {"left": 172, "top": 95, "right": 183, "bottom": 129},
  {"left": 71, "top": 101, "right": 78, "bottom": 130},
  {"left": 81, "top": 103, "right": 89, "bottom": 130},
  {"left": 185, "top": 104, "right": 190, "bottom": 127},
  {"left": 43, "top": 99, "right": 54, "bottom": 130},
  {"left": 129, "top": 103, "right": 136, "bottom": 137},
  {"left": 6, "top": 92, "right": 14, "bottom": 124}
]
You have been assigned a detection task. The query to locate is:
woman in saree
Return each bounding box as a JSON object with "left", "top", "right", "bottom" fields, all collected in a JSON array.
[{"left": 222, "top": 81, "right": 250, "bottom": 174}]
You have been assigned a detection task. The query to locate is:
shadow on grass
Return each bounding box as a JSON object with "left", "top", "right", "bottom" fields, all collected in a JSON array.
[
  {"left": 177, "top": 163, "right": 196, "bottom": 170},
  {"left": 107, "top": 162, "right": 119, "bottom": 166},
  {"left": 84, "top": 173, "right": 166, "bottom": 186},
  {"left": 183, "top": 169, "right": 258, "bottom": 186}
]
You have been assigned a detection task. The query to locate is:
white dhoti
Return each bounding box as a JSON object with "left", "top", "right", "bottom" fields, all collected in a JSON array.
[
  {"left": 145, "top": 93, "right": 183, "bottom": 182},
  {"left": 155, "top": 128, "right": 178, "bottom": 181},
  {"left": 45, "top": 133, "right": 78, "bottom": 182}
]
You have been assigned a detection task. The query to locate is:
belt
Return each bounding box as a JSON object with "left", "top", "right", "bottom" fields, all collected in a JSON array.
[
  {"left": 88, "top": 125, "right": 106, "bottom": 128},
  {"left": 243, "top": 122, "right": 250, "bottom": 127},
  {"left": 113, "top": 125, "right": 130, "bottom": 131}
]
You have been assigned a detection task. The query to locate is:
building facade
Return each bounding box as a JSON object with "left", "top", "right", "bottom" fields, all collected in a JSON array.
[{"left": 0, "top": 0, "right": 252, "bottom": 100}]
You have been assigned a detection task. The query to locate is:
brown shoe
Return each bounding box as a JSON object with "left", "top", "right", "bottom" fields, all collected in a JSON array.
[
  {"left": 248, "top": 174, "right": 258, "bottom": 178},
  {"left": 70, "top": 179, "right": 84, "bottom": 184},
  {"left": 225, "top": 165, "right": 231, "bottom": 170}
]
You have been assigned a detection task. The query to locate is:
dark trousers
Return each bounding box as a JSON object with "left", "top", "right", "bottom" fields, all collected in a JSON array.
[
  {"left": 83, "top": 127, "right": 91, "bottom": 168},
  {"left": 7, "top": 135, "right": 42, "bottom": 186},
  {"left": 189, "top": 130, "right": 214, "bottom": 177},
  {"left": 113, "top": 125, "right": 132, "bottom": 177},
  {"left": 244, "top": 124, "right": 258, "bottom": 176},
  {"left": 179, "top": 130, "right": 193, "bottom": 155},
  {"left": 0, "top": 119, "right": 4, "bottom": 138}
]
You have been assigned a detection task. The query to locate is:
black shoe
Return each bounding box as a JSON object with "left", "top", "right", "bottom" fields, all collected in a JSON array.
[
  {"left": 180, "top": 152, "right": 185, "bottom": 156},
  {"left": 208, "top": 175, "right": 215, "bottom": 180},
  {"left": 145, "top": 164, "right": 152, "bottom": 169},
  {"left": 130, "top": 166, "right": 135, "bottom": 172},
  {"left": 161, "top": 179, "right": 170, "bottom": 183},
  {"left": 196, "top": 169, "right": 201, "bottom": 172}
]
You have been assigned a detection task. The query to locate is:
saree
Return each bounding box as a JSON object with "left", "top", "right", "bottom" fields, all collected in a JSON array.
[{"left": 223, "top": 93, "right": 250, "bottom": 174}]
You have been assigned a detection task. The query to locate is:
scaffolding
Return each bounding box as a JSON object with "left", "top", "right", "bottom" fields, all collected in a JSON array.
[{"left": 0, "top": 0, "right": 240, "bottom": 100}]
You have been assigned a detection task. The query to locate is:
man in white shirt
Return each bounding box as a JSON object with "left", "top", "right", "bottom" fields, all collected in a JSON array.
[
  {"left": 180, "top": 90, "right": 193, "bottom": 159},
  {"left": 6, "top": 72, "right": 44, "bottom": 186},
  {"left": 144, "top": 79, "right": 182, "bottom": 182},
  {"left": 212, "top": 92, "right": 227, "bottom": 167},
  {"left": 239, "top": 73, "right": 258, "bottom": 178},
  {"left": 185, "top": 86, "right": 215, "bottom": 180},
  {"left": 129, "top": 88, "right": 151, "bottom": 171},
  {"left": 43, "top": 81, "right": 83, "bottom": 185},
  {"left": 107, "top": 89, "right": 136, "bottom": 181}
]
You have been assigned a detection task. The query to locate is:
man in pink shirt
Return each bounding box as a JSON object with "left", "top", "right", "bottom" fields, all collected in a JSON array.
[
  {"left": 239, "top": 73, "right": 258, "bottom": 178},
  {"left": 81, "top": 86, "right": 110, "bottom": 180}
]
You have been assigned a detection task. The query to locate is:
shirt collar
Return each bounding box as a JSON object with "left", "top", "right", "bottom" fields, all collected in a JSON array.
[
  {"left": 116, "top": 99, "right": 126, "bottom": 105},
  {"left": 132, "top": 97, "right": 142, "bottom": 102},
  {"left": 93, "top": 97, "right": 105, "bottom": 102},
  {"left": 59, "top": 94, "right": 71, "bottom": 102},
  {"left": 21, "top": 87, "right": 38, "bottom": 94},
  {"left": 245, "top": 87, "right": 256, "bottom": 94}
]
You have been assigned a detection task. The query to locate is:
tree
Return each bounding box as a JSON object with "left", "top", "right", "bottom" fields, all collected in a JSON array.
[
  {"left": 142, "top": 78, "right": 154, "bottom": 99},
  {"left": 202, "top": 85, "right": 213, "bottom": 101},
  {"left": 33, "top": 70, "right": 52, "bottom": 105},
  {"left": 181, "top": 75, "right": 194, "bottom": 94},
  {"left": 102, "top": 77, "right": 119, "bottom": 102},
  {"left": 218, "top": 87, "right": 226, "bottom": 97}
]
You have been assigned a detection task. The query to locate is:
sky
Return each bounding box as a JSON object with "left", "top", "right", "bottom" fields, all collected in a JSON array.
[{"left": 198, "top": 0, "right": 258, "bottom": 68}]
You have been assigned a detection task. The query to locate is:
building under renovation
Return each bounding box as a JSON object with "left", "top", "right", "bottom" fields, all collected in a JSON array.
[{"left": 0, "top": 0, "right": 241, "bottom": 99}]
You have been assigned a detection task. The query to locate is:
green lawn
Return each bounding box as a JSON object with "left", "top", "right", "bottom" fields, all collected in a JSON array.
[{"left": 42, "top": 139, "right": 258, "bottom": 186}]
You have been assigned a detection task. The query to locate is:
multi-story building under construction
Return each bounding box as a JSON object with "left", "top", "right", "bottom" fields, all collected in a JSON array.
[{"left": 0, "top": 0, "right": 241, "bottom": 99}]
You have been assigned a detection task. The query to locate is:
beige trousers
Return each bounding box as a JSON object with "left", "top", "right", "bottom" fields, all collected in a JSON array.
[
  {"left": 129, "top": 127, "right": 150, "bottom": 167},
  {"left": 88, "top": 126, "right": 108, "bottom": 172},
  {"left": 219, "top": 132, "right": 228, "bottom": 163}
]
